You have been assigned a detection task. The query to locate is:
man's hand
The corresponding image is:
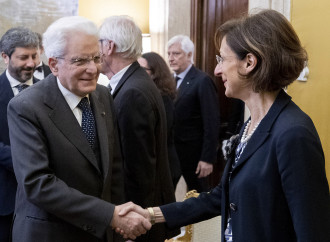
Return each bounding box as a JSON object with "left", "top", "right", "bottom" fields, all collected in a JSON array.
[
  {"left": 111, "top": 202, "right": 151, "bottom": 240},
  {"left": 195, "top": 161, "right": 213, "bottom": 178}
]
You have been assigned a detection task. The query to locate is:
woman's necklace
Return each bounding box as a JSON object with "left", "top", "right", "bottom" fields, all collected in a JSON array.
[{"left": 240, "top": 120, "right": 260, "bottom": 143}]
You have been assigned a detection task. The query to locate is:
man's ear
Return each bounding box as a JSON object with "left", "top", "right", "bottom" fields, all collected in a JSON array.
[
  {"left": 187, "top": 52, "right": 192, "bottom": 60},
  {"left": 48, "top": 57, "right": 59, "bottom": 76},
  {"left": 107, "top": 40, "right": 116, "bottom": 55},
  {"left": 245, "top": 53, "right": 257, "bottom": 74},
  {"left": 1, "top": 52, "right": 9, "bottom": 65}
]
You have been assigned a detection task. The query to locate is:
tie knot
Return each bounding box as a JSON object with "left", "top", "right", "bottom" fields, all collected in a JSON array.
[
  {"left": 77, "top": 97, "right": 90, "bottom": 111},
  {"left": 16, "top": 83, "right": 29, "bottom": 92},
  {"left": 175, "top": 76, "right": 180, "bottom": 83}
]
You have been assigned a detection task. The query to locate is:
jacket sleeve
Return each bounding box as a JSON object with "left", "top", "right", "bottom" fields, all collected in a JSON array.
[
  {"left": 160, "top": 182, "right": 222, "bottom": 229},
  {"left": 198, "top": 76, "right": 220, "bottom": 163},
  {"left": 276, "top": 124, "right": 330, "bottom": 241},
  {"left": 117, "top": 87, "right": 157, "bottom": 207}
]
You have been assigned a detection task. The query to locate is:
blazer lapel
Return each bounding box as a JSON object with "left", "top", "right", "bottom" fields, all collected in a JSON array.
[
  {"left": 90, "top": 91, "right": 110, "bottom": 180},
  {"left": 232, "top": 90, "right": 291, "bottom": 173},
  {"left": 112, "top": 61, "right": 140, "bottom": 98},
  {"left": 44, "top": 76, "right": 101, "bottom": 174}
]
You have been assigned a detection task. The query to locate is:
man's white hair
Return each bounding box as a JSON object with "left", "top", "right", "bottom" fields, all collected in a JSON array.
[
  {"left": 167, "top": 35, "right": 194, "bottom": 64},
  {"left": 99, "top": 15, "right": 142, "bottom": 60},
  {"left": 43, "top": 16, "right": 99, "bottom": 59}
]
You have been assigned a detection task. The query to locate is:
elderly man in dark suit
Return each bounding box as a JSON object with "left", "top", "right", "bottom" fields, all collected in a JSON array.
[
  {"left": 99, "top": 16, "right": 179, "bottom": 242},
  {"left": 0, "top": 26, "right": 39, "bottom": 242},
  {"left": 7, "top": 16, "right": 150, "bottom": 242},
  {"left": 167, "top": 35, "right": 220, "bottom": 193}
]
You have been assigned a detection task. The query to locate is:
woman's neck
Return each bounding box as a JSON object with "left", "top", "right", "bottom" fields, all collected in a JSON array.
[{"left": 244, "top": 90, "right": 280, "bottom": 130}]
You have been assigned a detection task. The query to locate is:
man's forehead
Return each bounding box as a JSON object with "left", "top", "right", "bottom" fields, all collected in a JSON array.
[
  {"left": 13, "top": 46, "right": 38, "bottom": 54},
  {"left": 168, "top": 42, "right": 182, "bottom": 51}
]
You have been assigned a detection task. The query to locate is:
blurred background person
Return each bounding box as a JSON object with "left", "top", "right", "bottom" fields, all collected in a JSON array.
[
  {"left": 138, "top": 52, "right": 181, "bottom": 189},
  {"left": 33, "top": 32, "right": 51, "bottom": 80},
  {"left": 167, "top": 35, "right": 220, "bottom": 193},
  {"left": 99, "top": 16, "right": 179, "bottom": 241},
  {"left": 0, "top": 26, "right": 39, "bottom": 242}
]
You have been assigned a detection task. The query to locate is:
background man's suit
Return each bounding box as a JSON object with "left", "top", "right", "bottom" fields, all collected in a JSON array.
[
  {"left": 0, "top": 72, "right": 38, "bottom": 240},
  {"left": 8, "top": 74, "right": 124, "bottom": 242},
  {"left": 112, "top": 61, "right": 179, "bottom": 241},
  {"left": 41, "top": 62, "right": 51, "bottom": 77},
  {"left": 174, "top": 65, "right": 220, "bottom": 192}
]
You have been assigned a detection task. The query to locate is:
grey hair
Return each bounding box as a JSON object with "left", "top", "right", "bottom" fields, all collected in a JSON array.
[
  {"left": 99, "top": 15, "right": 142, "bottom": 60},
  {"left": 43, "top": 16, "right": 99, "bottom": 59},
  {"left": 0, "top": 27, "right": 39, "bottom": 57},
  {"left": 167, "top": 35, "right": 194, "bottom": 64}
]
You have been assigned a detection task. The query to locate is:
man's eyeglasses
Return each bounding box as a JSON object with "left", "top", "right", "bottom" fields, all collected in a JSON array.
[{"left": 56, "top": 54, "right": 103, "bottom": 67}]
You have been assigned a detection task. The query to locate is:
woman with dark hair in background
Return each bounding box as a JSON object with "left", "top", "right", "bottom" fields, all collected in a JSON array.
[{"left": 138, "top": 52, "right": 181, "bottom": 189}]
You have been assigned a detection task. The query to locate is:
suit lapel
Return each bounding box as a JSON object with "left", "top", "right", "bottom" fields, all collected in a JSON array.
[
  {"left": 175, "top": 66, "right": 196, "bottom": 104},
  {"left": 0, "top": 72, "right": 14, "bottom": 102},
  {"left": 44, "top": 76, "right": 101, "bottom": 174},
  {"left": 112, "top": 61, "right": 140, "bottom": 98},
  {"left": 232, "top": 90, "right": 291, "bottom": 174},
  {"left": 90, "top": 91, "right": 110, "bottom": 179}
]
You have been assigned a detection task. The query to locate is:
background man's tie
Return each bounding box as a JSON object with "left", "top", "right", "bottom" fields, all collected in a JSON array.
[{"left": 15, "top": 84, "right": 29, "bottom": 92}]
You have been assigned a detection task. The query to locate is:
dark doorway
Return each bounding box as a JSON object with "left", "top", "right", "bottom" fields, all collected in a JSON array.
[{"left": 190, "top": 0, "right": 248, "bottom": 187}]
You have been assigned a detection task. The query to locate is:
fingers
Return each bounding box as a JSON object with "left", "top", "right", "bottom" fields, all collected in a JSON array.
[
  {"left": 195, "top": 163, "right": 201, "bottom": 175},
  {"left": 112, "top": 206, "right": 151, "bottom": 240},
  {"left": 196, "top": 161, "right": 213, "bottom": 178}
]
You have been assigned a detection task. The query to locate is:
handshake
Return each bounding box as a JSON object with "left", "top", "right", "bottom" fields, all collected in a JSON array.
[{"left": 111, "top": 202, "right": 163, "bottom": 240}]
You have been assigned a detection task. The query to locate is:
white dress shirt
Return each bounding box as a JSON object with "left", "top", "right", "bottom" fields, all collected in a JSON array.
[
  {"left": 174, "top": 64, "right": 192, "bottom": 89},
  {"left": 57, "top": 78, "right": 89, "bottom": 126},
  {"left": 7, "top": 69, "right": 33, "bottom": 96}
]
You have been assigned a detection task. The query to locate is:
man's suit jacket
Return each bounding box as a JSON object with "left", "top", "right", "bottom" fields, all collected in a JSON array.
[
  {"left": 174, "top": 65, "right": 220, "bottom": 170},
  {"left": 0, "top": 72, "right": 39, "bottom": 218},
  {"left": 161, "top": 90, "right": 330, "bottom": 242},
  {"left": 8, "top": 74, "right": 124, "bottom": 242},
  {"left": 112, "top": 61, "right": 179, "bottom": 241}
]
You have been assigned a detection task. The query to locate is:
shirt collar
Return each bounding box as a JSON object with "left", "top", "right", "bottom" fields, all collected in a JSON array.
[
  {"left": 6, "top": 69, "right": 33, "bottom": 88},
  {"left": 174, "top": 64, "right": 192, "bottom": 80},
  {"left": 56, "top": 77, "right": 89, "bottom": 111},
  {"left": 108, "top": 64, "right": 132, "bottom": 92}
]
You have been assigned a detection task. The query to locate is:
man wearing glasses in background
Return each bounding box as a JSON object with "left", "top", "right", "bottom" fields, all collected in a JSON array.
[
  {"left": 167, "top": 35, "right": 220, "bottom": 193},
  {"left": 8, "top": 16, "right": 150, "bottom": 242}
]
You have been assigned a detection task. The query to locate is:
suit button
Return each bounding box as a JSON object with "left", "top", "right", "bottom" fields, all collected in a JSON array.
[{"left": 230, "top": 203, "right": 237, "bottom": 212}]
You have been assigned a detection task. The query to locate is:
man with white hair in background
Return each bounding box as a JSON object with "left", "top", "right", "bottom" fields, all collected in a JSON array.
[
  {"left": 8, "top": 16, "right": 150, "bottom": 242},
  {"left": 167, "top": 35, "right": 220, "bottom": 193},
  {"left": 99, "top": 16, "right": 179, "bottom": 241}
]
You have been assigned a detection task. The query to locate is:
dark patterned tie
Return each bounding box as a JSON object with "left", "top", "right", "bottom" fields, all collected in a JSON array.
[
  {"left": 107, "top": 83, "right": 112, "bottom": 93},
  {"left": 77, "top": 97, "right": 96, "bottom": 148},
  {"left": 15, "top": 84, "right": 29, "bottom": 92}
]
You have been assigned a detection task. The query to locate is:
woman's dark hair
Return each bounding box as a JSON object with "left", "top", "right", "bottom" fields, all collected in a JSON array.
[
  {"left": 142, "top": 52, "right": 177, "bottom": 99},
  {"left": 214, "top": 9, "right": 307, "bottom": 92}
]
